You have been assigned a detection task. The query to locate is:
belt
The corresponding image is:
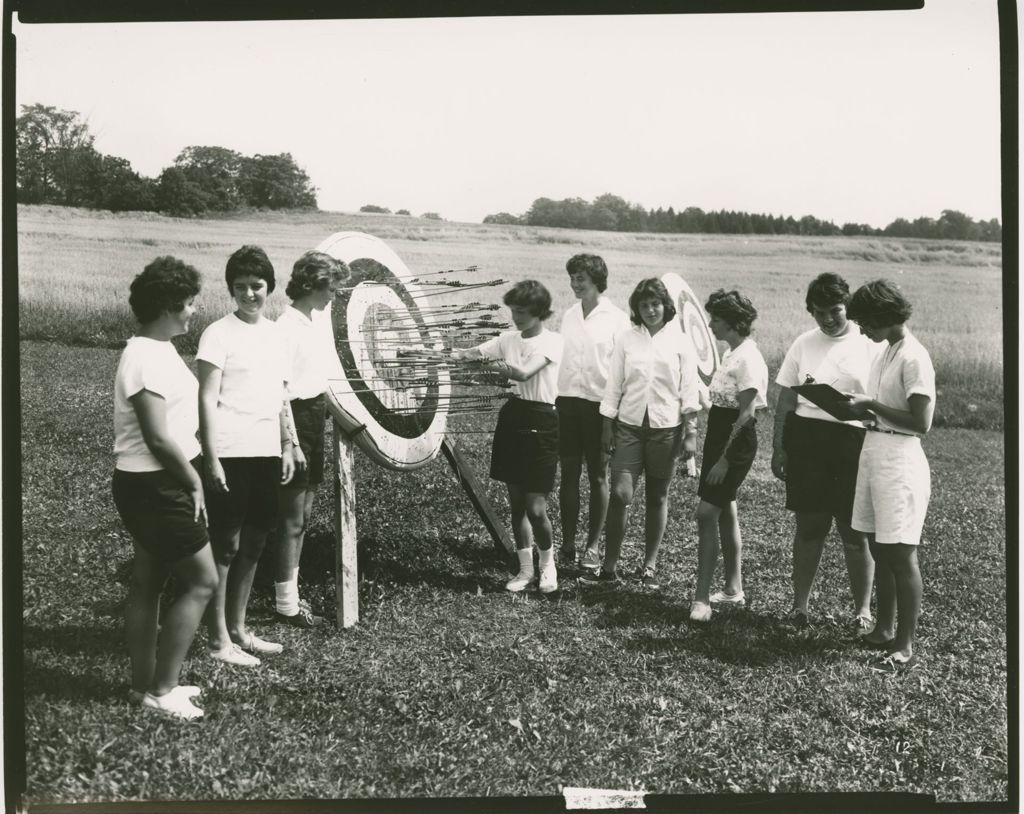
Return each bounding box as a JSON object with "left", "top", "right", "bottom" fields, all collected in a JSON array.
[{"left": 864, "top": 423, "right": 919, "bottom": 438}]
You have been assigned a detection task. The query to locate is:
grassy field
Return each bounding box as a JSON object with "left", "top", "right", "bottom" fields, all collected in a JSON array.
[
  {"left": 17, "top": 204, "right": 1003, "bottom": 429},
  {"left": 14, "top": 206, "right": 1008, "bottom": 805}
]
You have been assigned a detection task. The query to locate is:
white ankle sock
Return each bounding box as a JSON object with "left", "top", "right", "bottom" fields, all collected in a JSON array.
[
  {"left": 275, "top": 576, "right": 299, "bottom": 616},
  {"left": 537, "top": 547, "right": 554, "bottom": 569},
  {"left": 516, "top": 548, "right": 535, "bottom": 575}
]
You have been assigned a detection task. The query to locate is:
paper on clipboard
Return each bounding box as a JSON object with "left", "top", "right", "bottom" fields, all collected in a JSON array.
[{"left": 790, "top": 383, "right": 862, "bottom": 422}]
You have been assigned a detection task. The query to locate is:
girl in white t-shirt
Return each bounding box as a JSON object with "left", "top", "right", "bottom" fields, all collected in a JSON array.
[
  {"left": 271, "top": 251, "right": 350, "bottom": 629},
  {"left": 844, "top": 280, "right": 935, "bottom": 670},
  {"left": 197, "top": 246, "right": 297, "bottom": 667},
  {"left": 690, "top": 289, "right": 768, "bottom": 624},
  {"left": 453, "top": 281, "right": 564, "bottom": 594},
  {"left": 112, "top": 257, "right": 218, "bottom": 720}
]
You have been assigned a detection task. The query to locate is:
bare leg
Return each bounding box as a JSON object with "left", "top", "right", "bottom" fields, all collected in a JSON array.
[
  {"left": 864, "top": 538, "right": 896, "bottom": 645},
  {"left": 642, "top": 476, "right": 671, "bottom": 571},
  {"left": 524, "top": 491, "right": 554, "bottom": 551},
  {"left": 603, "top": 471, "right": 635, "bottom": 573},
  {"left": 274, "top": 484, "right": 314, "bottom": 582},
  {"left": 836, "top": 520, "right": 874, "bottom": 619},
  {"left": 508, "top": 484, "right": 534, "bottom": 551},
  {"left": 791, "top": 512, "right": 831, "bottom": 614},
  {"left": 888, "top": 544, "right": 922, "bottom": 657},
  {"left": 126, "top": 544, "right": 167, "bottom": 695},
  {"left": 584, "top": 456, "right": 611, "bottom": 553},
  {"left": 226, "top": 524, "right": 270, "bottom": 643},
  {"left": 559, "top": 456, "right": 583, "bottom": 553},
  {"left": 718, "top": 500, "right": 743, "bottom": 595},
  {"left": 150, "top": 545, "right": 218, "bottom": 695},
  {"left": 206, "top": 527, "right": 241, "bottom": 651},
  {"left": 694, "top": 500, "right": 722, "bottom": 604}
]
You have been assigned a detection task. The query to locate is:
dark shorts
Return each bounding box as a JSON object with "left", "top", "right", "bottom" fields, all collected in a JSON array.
[
  {"left": 112, "top": 459, "right": 209, "bottom": 563},
  {"left": 204, "top": 456, "right": 281, "bottom": 534},
  {"left": 556, "top": 396, "right": 603, "bottom": 470},
  {"left": 491, "top": 398, "right": 559, "bottom": 493},
  {"left": 610, "top": 420, "right": 683, "bottom": 480},
  {"left": 783, "top": 413, "right": 865, "bottom": 525},
  {"left": 697, "top": 405, "right": 758, "bottom": 508},
  {"left": 290, "top": 394, "right": 327, "bottom": 490}
]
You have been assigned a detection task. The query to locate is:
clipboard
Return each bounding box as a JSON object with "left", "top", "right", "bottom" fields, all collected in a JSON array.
[{"left": 790, "top": 383, "right": 862, "bottom": 422}]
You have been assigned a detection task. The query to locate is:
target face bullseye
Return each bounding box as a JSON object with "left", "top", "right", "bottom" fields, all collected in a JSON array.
[
  {"left": 317, "top": 232, "right": 451, "bottom": 470},
  {"left": 661, "top": 272, "right": 720, "bottom": 403}
]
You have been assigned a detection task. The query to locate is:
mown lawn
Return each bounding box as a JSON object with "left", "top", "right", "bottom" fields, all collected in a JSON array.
[{"left": 17, "top": 340, "right": 1008, "bottom": 804}]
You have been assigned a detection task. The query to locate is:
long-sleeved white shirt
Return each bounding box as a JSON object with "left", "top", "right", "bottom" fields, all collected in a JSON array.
[
  {"left": 600, "top": 320, "right": 702, "bottom": 428},
  {"left": 557, "top": 296, "right": 630, "bottom": 402}
]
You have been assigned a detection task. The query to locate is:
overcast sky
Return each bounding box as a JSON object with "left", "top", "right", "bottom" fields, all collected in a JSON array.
[{"left": 13, "top": 1, "right": 1002, "bottom": 227}]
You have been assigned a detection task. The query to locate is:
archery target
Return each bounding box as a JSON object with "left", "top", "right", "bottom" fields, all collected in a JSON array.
[
  {"left": 661, "top": 272, "right": 720, "bottom": 402},
  {"left": 317, "top": 232, "right": 451, "bottom": 471}
]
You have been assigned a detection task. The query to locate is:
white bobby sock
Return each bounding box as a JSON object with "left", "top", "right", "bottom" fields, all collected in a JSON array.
[
  {"left": 537, "top": 547, "right": 554, "bottom": 569},
  {"left": 275, "top": 574, "right": 299, "bottom": 616},
  {"left": 516, "top": 548, "right": 535, "bottom": 576}
]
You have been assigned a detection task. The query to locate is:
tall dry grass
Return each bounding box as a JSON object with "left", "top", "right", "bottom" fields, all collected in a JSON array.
[{"left": 17, "top": 204, "right": 1003, "bottom": 429}]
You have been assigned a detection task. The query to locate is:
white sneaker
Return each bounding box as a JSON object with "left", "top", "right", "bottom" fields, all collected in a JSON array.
[
  {"left": 130, "top": 684, "right": 201, "bottom": 705},
  {"left": 505, "top": 570, "right": 536, "bottom": 592},
  {"left": 689, "top": 601, "right": 712, "bottom": 623},
  {"left": 710, "top": 589, "right": 746, "bottom": 607},
  {"left": 209, "top": 643, "right": 261, "bottom": 667},
  {"left": 579, "top": 548, "right": 602, "bottom": 572},
  {"left": 538, "top": 565, "right": 559, "bottom": 594},
  {"left": 141, "top": 686, "right": 204, "bottom": 720}
]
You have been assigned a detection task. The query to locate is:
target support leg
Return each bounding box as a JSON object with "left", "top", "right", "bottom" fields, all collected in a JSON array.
[
  {"left": 333, "top": 421, "right": 359, "bottom": 628},
  {"left": 441, "top": 438, "right": 517, "bottom": 568}
]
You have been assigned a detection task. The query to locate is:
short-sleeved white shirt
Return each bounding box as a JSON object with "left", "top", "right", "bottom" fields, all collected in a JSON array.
[
  {"left": 709, "top": 338, "right": 769, "bottom": 410},
  {"left": 600, "top": 320, "right": 702, "bottom": 428},
  {"left": 277, "top": 303, "right": 344, "bottom": 401},
  {"left": 113, "top": 336, "right": 201, "bottom": 472},
  {"left": 776, "top": 326, "right": 881, "bottom": 424},
  {"left": 557, "top": 297, "right": 630, "bottom": 402},
  {"left": 867, "top": 330, "right": 935, "bottom": 433},
  {"left": 196, "top": 313, "right": 290, "bottom": 457},
  {"left": 478, "top": 328, "right": 563, "bottom": 405}
]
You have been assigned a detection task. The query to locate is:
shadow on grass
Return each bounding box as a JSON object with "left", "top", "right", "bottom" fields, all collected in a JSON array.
[
  {"left": 298, "top": 530, "right": 514, "bottom": 595},
  {"left": 24, "top": 623, "right": 130, "bottom": 702},
  {"left": 565, "top": 582, "right": 850, "bottom": 668}
]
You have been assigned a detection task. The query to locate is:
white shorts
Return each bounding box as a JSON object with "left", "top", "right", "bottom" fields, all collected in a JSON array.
[{"left": 851, "top": 432, "right": 930, "bottom": 546}]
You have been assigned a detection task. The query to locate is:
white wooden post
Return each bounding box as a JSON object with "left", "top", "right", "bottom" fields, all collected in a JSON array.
[{"left": 333, "top": 421, "right": 359, "bottom": 628}]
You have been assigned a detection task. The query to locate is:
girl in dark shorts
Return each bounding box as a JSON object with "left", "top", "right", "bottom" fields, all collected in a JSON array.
[
  {"left": 689, "top": 289, "right": 768, "bottom": 624},
  {"left": 112, "top": 257, "right": 218, "bottom": 719},
  {"left": 272, "top": 252, "right": 350, "bottom": 629},
  {"left": 453, "top": 281, "right": 564, "bottom": 594}
]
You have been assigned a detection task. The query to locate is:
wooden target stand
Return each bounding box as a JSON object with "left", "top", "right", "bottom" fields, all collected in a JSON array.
[
  {"left": 317, "top": 232, "right": 515, "bottom": 628},
  {"left": 327, "top": 407, "right": 515, "bottom": 628}
]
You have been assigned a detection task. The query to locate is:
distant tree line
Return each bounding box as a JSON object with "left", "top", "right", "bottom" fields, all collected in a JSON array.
[
  {"left": 484, "top": 193, "right": 1001, "bottom": 242},
  {"left": 16, "top": 104, "right": 317, "bottom": 216},
  {"left": 359, "top": 205, "right": 439, "bottom": 219}
]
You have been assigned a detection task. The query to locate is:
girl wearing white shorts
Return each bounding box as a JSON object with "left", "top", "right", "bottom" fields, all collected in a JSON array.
[{"left": 845, "top": 280, "right": 935, "bottom": 668}]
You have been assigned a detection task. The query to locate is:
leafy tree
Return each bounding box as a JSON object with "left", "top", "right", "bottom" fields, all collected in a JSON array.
[
  {"left": 16, "top": 104, "right": 96, "bottom": 204},
  {"left": 78, "top": 152, "right": 157, "bottom": 211},
  {"left": 396, "top": 209, "right": 411, "bottom": 216},
  {"left": 172, "top": 146, "right": 243, "bottom": 211},
  {"left": 937, "top": 209, "right": 980, "bottom": 241},
  {"left": 482, "top": 212, "right": 522, "bottom": 224},
  {"left": 421, "top": 212, "right": 443, "bottom": 220},
  {"left": 359, "top": 204, "right": 391, "bottom": 214},
  {"left": 155, "top": 166, "right": 212, "bottom": 217},
  {"left": 235, "top": 153, "right": 316, "bottom": 209}
]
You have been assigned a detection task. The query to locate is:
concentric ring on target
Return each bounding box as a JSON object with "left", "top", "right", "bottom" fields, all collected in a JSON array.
[
  {"left": 317, "top": 232, "right": 451, "bottom": 471},
  {"left": 661, "top": 271, "right": 720, "bottom": 392}
]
